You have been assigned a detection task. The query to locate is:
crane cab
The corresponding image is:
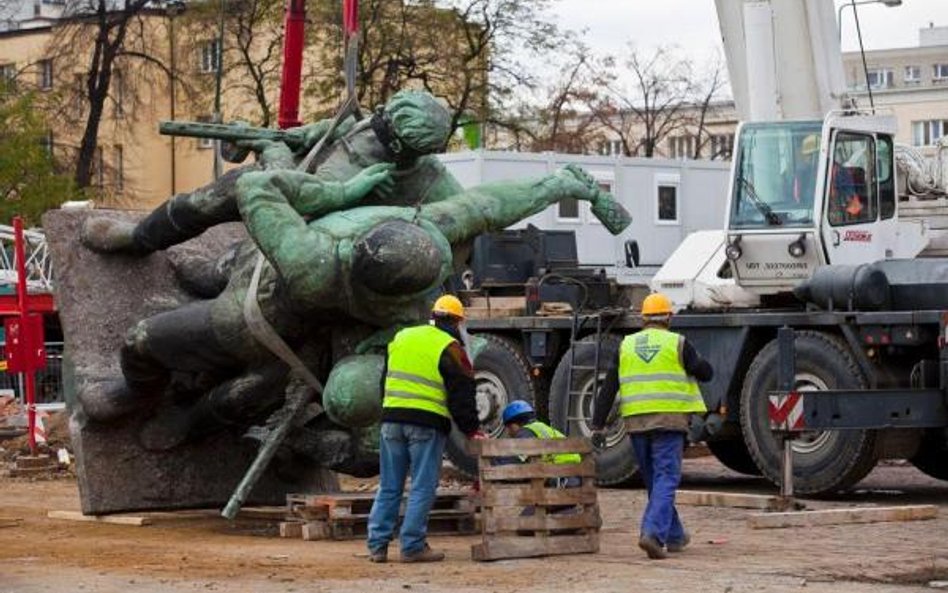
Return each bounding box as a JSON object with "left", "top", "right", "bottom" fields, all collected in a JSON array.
[{"left": 723, "top": 112, "right": 925, "bottom": 296}]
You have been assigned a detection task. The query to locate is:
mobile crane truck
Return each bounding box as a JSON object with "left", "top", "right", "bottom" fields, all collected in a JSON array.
[{"left": 448, "top": 0, "right": 948, "bottom": 496}]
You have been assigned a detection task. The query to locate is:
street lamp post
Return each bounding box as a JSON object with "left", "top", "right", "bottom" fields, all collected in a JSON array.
[
  {"left": 166, "top": 0, "right": 185, "bottom": 195},
  {"left": 837, "top": 0, "right": 902, "bottom": 41}
]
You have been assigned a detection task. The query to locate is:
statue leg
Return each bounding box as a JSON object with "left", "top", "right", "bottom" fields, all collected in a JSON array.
[
  {"left": 138, "top": 359, "right": 291, "bottom": 451},
  {"left": 82, "top": 164, "right": 258, "bottom": 254},
  {"left": 79, "top": 300, "right": 244, "bottom": 422}
]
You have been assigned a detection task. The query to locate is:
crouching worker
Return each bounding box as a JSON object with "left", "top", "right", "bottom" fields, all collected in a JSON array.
[{"left": 500, "top": 401, "right": 582, "bottom": 519}]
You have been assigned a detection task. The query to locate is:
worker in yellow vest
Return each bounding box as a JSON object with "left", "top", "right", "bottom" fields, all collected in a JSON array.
[
  {"left": 501, "top": 400, "right": 581, "bottom": 481},
  {"left": 367, "top": 295, "right": 485, "bottom": 564},
  {"left": 591, "top": 292, "right": 713, "bottom": 560}
]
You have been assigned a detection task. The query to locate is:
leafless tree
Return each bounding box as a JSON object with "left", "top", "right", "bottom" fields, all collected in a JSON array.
[
  {"left": 690, "top": 55, "right": 728, "bottom": 159},
  {"left": 591, "top": 46, "right": 698, "bottom": 158}
]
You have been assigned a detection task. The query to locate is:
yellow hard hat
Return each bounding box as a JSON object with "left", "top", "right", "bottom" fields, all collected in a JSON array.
[
  {"left": 641, "top": 292, "right": 673, "bottom": 317},
  {"left": 432, "top": 294, "right": 465, "bottom": 319},
  {"left": 801, "top": 134, "right": 820, "bottom": 156}
]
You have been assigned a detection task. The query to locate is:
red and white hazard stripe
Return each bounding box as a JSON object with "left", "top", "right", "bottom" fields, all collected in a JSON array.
[{"left": 768, "top": 391, "right": 806, "bottom": 432}]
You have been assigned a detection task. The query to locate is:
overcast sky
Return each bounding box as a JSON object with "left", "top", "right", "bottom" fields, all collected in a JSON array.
[{"left": 548, "top": 0, "right": 948, "bottom": 63}]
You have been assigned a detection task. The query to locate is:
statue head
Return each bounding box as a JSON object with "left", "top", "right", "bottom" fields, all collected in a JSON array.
[
  {"left": 372, "top": 90, "right": 452, "bottom": 163},
  {"left": 352, "top": 220, "right": 443, "bottom": 295}
]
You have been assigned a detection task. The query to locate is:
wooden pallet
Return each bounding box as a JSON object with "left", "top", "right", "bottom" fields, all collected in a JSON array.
[
  {"left": 283, "top": 489, "right": 476, "bottom": 541},
  {"left": 471, "top": 438, "right": 600, "bottom": 562}
]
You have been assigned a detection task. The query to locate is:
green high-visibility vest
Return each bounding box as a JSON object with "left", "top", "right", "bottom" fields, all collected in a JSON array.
[
  {"left": 618, "top": 327, "right": 706, "bottom": 417},
  {"left": 383, "top": 325, "right": 457, "bottom": 418},
  {"left": 524, "top": 420, "right": 582, "bottom": 465}
]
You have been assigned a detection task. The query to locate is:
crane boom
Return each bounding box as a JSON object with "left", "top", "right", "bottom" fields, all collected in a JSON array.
[{"left": 714, "top": 0, "right": 848, "bottom": 121}]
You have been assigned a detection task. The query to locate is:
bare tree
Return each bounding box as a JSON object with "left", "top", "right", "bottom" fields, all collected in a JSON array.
[
  {"left": 305, "top": 0, "right": 569, "bottom": 136},
  {"left": 592, "top": 46, "right": 697, "bottom": 158},
  {"left": 690, "top": 55, "right": 728, "bottom": 159}
]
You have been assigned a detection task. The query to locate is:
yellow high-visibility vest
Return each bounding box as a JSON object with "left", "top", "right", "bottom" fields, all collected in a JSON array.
[
  {"left": 383, "top": 325, "right": 456, "bottom": 418},
  {"left": 523, "top": 420, "right": 581, "bottom": 465},
  {"left": 618, "top": 328, "right": 706, "bottom": 417}
]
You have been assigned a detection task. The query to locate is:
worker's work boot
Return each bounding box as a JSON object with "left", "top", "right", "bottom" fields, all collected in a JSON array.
[
  {"left": 638, "top": 534, "right": 668, "bottom": 560},
  {"left": 400, "top": 544, "right": 445, "bottom": 563},
  {"left": 80, "top": 217, "right": 149, "bottom": 255},
  {"left": 667, "top": 532, "right": 691, "bottom": 553},
  {"left": 368, "top": 547, "right": 388, "bottom": 563}
]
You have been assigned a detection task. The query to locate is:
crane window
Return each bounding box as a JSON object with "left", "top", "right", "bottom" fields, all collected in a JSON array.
[
  {"left": 729, "top": 121, "right": 822, "bottom": 229},
  {"left": 827, "top": 132, "right": 877, "bottom": 227}
]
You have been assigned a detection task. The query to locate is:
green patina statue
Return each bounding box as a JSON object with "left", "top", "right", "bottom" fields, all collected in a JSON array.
[{"left": 79, "top": 89, "right": 632, "bottom": 477}]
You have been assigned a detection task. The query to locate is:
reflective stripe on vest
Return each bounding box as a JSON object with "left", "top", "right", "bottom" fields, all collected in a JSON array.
[
  {"left": 524, "top": 421, "right": 582, "bottom": 465},
  {"left": 618, "top": 328, "right": 706, "bottom": 416},
  {"left": 383, "top": 325, "right": 456, "bottom": 418}
]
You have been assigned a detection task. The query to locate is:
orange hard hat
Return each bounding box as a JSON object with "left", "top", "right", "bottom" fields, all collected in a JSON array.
[
  {"left": 641, "top": 292, "right": 673, "bottom": 317},
  {"left": 432, "top": 294, "right": 465, "bottom": 319}
]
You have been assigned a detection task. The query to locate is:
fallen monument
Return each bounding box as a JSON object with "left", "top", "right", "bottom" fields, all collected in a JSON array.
[{"left": 45, "top": 90, "right": 632, "bottom": 515}]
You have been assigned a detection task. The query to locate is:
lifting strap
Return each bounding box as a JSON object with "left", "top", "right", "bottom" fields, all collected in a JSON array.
[{"left": 242, "top": 0, "right": 363, "bottom": 395}]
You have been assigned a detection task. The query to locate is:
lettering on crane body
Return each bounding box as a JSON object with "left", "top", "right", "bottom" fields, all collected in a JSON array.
[{"left": 843, "top": 230, "right": 872, "bottom": 243}]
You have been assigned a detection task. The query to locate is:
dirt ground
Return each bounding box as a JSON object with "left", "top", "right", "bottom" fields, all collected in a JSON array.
[{"left": 1, "top": 457, "right": 947, "bottom": 593}]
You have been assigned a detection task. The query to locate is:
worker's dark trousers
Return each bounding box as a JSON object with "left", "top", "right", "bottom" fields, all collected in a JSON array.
[
  {"left": 630, "top": 430, "right": 687, "bottom": 546},
  {"left": 132, "top": 165, "right": 257, "bottom": 252}
]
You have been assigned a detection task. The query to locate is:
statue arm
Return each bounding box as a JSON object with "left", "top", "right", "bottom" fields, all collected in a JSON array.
[
  {"left": 285, "top": 116, "right": 357, "bottom": 154},
  {"left": 235, "top": 171, "right": 340, "bottom": 299},
  {"left": 420, "top": 165, "right": 631, "bottom": 243}
]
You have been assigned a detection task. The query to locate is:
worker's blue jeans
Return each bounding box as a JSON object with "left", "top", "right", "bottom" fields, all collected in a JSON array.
[
  {"left": 367, "top": 422, "right": 446, "bottom": 556},
  {"left": 630, "top": 431, "right": 687, "bottom": 547}
]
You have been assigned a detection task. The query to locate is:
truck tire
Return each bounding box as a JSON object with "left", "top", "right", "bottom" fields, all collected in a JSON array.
[
  {"left": 444, "top": 333, "right": 536, "bottom": 478},
  {"left": 740, "top": 331, "right": 880, "bottom": 495},
  {"left": 910, "top": 430, "right": 948, "bottom": 480},
  {"left": 549, "top": 334, "right": 637, "bottom": 486},
  {"left": 707, "top": 439, "right": 762, "bottom": 476}
]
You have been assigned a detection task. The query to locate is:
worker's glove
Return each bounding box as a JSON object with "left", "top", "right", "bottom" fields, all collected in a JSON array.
[{"left": 590, "top": 430, "right": 607, "bottom": 451}]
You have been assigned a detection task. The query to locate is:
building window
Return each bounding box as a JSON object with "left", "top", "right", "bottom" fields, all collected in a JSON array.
[
  {"left": 0, "top": 63, "right": 16, "bottom": 91},
  {"left": 599, "top": 140, "right": 622, "bottom": 156},
  {"left": 38, "top": 59, "right": 52, "bottom": 90},
  {"left": 904, "top": 65, "right": 921, "bottom": 85},
  {"left": 200, "top": 39, "right": 221, "bottom": 74},
  {"left": 195, "top": 115, "right": 214, "bottom": 149},
  {"left": 557, "top": 198, "right": 580, "bottom": 222},
  {"left": 655, "top": 173, "right": 680, "bottom": 224},
  {"left": 113, "top": 70, "right": 125, "bottom": 118},
  {"left": 114, "top": 145, "right": 123, "bottom": 192},
  {"left": 710, "top": 134, "right": 734, "bottom": 160},
  {"left": 911, "top": 120, "right": 948, "bottom": 146},
  {"left": 866, "top": 68, "right": 893, "bottom": 90},
  {"left": 39, "top": 130, "right": 53, "bottom": 158},
  {"left": 95, "top": 146, "right": 104, "bottom": 189},
  {"left": 668, "top": 135, "right": 693, "bottom": 159},
  {"left": 933, "top": 63, "right": 948, "bottom": 82}
]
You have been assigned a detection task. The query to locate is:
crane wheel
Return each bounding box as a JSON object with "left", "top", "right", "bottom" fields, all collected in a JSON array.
[{"left": 739, "top": 330, "right": 880, "bottom": 496}]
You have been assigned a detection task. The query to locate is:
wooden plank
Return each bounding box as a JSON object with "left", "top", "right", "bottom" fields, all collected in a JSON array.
[
  {"left": 301, "top": 521, "right": 332, "bottom": 540},
  {"left": 237, "top": 507, "right": 288, "bottom": 521},
  {"left": 482, "top": 484, "right": 597, "bottom": 507},
  {"left": 467, "top": 296, "right": 526, "bottom": 310},
  {"left": 481, "top": 458, "right": 596, "bottom": 481},
  {"left": 677, "top": 490, "right": 800, "bottom": 511},
  {"left": 47, "top": 510, "right": 152, "bottom": 526},
  {"left": 279, "top": 522, "right": 304, "bottom": 539},
  {"left": 471, "top": 533, "right": 599, "bottom": 562},
  {"left": 748, "top": 505, "right": 938, "bottom": 529},
  {"left": 474, "top": 438, "right": 592, "bottom": 457},
  {"left": 484, "top": 508, "right": 600, "bottom": 534}
]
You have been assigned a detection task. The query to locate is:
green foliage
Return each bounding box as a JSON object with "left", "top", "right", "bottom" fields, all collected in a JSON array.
[{"left": 0, "top": 92, "right": 75, "bottom": 226}]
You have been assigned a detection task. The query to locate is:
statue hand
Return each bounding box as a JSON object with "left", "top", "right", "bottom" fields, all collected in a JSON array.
[
  {"left": 555, "top": 164, "right": 631, "bottom": 234},
  {"left": 343, "top": 163, "right": 396, "bottom": 201},
  {"left": 236, "top": 139, "right": 295, "bottom": 169}
]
